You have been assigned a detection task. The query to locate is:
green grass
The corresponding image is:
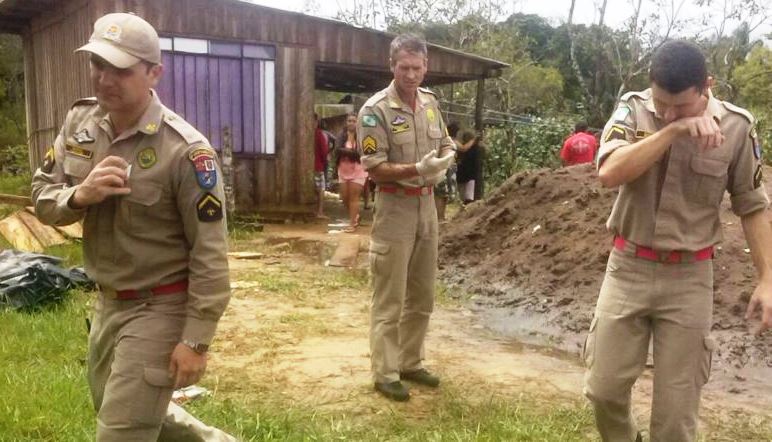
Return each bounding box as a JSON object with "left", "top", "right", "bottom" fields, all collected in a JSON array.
[
  {"left": 2, "top": 191, "right": 770, "bottom": 441},
  {"left": 0, "top": 290, "right": 598, "bottom": 442},
  {"left": 0, "top": 292, "right": 94, "bottom": 441}
]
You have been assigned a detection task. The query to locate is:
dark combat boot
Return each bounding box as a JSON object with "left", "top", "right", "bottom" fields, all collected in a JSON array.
[
  {"left": 374, "top": 381, "right": 410, "bottom": 401},
  {"left": 399, "top": 368, "right": 440, "bottom": 387}
]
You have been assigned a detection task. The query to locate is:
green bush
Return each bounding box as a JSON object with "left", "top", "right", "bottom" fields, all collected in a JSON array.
[
  {"left": 0, "top": 143, "right": 29, "bottom": 175},
  {"left": 483, "top": 117, "right": 574, "bottom": 189}
]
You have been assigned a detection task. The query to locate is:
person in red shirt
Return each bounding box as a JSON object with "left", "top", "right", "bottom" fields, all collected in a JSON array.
[
  {"left": 560, "top": 121, "right": 597, "bottom": 166},
  {"left": 314, "top": 113, "right": 330, "bottom": 218}
]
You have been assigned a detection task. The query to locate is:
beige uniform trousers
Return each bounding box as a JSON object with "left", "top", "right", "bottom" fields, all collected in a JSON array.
[
  {"left": 88, "top": 292, "right": 237, "bottom": 442},
  {"left": 583, "top": 248, "right": 715, "bottom": 442},
  {"left": 369, "top": 190, "right": 438, "bottom": 383}
]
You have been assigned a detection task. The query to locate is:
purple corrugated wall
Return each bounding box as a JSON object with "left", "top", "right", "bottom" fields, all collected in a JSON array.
[{"left": 157, "top": 51, "right": 261, "bottom": 154}]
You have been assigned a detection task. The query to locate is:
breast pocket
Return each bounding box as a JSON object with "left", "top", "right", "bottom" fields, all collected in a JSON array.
[
  {"left": 123, "top": 181, "right": 167, "bottom": 228},
  {"left": 428, "top": 126, "right": 443, "bottom": 151},
  {"left": 391, "top": 131, "right": 415, "bottom": 163},
  {"left": 63, "top": 157, "right": 93, "bottom": 185},
  {"left": 687, "top": 156, "right": 728, "bottom": 206}
]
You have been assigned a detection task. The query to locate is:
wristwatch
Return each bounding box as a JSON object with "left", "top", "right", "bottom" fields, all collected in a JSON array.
[{"left": 182, "top": 340, "right": 209, "bottom": 354}]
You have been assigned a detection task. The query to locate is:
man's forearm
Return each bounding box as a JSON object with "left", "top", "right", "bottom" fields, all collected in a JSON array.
[
  {"left": 368, "top": 162, "right": 419, "bottom": 183},
  {"left": 599, "top": 125, "right": 678, "bottom": 188},
  {"left": 741, "top": 209, "right": 772, "bottom": 281}
]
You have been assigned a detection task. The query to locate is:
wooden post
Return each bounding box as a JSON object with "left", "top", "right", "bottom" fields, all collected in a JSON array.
[
  {"left": 474, "top": 78, "right": 485, "bottom": 133},
  {"left": 222, "top": 126, "right": 235, "bottom": 220},
  {"left": 474, "top": 78, "right": 485, "bottom": 200}
]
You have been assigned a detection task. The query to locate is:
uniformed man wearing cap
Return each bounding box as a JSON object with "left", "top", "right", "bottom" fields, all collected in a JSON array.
[
  {"left": 31, "top": 13, "right": 235, "bottom": 441},
  {"left": 357, "top": 34, "right": 455, "bottom": 402},
  {"left": 585, "top": 40, "right": 772, "bottom": 441}
]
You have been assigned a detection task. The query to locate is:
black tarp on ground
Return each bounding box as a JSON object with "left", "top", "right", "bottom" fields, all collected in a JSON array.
[{"left": 0, "top": 249, "right": 92, "bottom": 310}]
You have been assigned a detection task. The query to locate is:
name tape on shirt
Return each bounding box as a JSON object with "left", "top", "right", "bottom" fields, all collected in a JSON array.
[
  {"left": 362, "top": 135, "right": 377, "bottom": 154},
  {"left": 65, "top": 143, "right": 94, "bottom": 159}
]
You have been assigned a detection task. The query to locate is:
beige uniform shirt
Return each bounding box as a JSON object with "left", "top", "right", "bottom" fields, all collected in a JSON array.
[
  {"left": 31, "top": 91, "right": 230, "bottom": 345},
  {"left": 598, "top": 88, "right": 768, "bottom": 251},
  {"left": 357, "top": 81, "right": 455, "bottom": 186}
]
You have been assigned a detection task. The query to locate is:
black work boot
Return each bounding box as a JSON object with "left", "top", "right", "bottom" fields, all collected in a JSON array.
[
  {"left": 399, "top": 368, "right": 440, "bottom": 387},
  {"left": 374, "top": 381, "right": 410, "bottom": 401}
]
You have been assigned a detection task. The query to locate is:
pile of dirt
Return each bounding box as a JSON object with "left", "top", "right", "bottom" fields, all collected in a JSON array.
[{"left": 439, "top": 164, "right": 772, "bottom": 371}]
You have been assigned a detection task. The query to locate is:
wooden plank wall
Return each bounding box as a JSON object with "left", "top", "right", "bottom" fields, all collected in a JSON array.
[
  {"left": 25, "top": 0, "right": 93, "bottom": 169},
  {"left": 22, "top": 0, "right": 499, "bottom": 212}
]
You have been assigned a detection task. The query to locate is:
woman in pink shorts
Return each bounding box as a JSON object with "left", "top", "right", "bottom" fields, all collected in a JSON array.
[{"left": 337, "top": 113, "right": 368, "bottom": 232}]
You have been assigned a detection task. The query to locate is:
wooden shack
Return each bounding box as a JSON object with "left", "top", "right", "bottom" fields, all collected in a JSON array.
[{"left": 0, "top": 0, "right": 507, "bottom": 214}]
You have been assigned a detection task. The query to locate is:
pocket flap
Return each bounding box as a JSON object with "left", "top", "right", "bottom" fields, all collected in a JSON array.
[
  {"left": 144, "top": 367, "right": 175, "bottom": 387},
  {"left": 690, "top": 156, "right": 727, "bottom": 177},
  {"left": 369, "top": 240, "right": 390, "bottom": 255},
  {"left": 125, "top": 181, "right": 162, "bottom": 206},
  {"left": 428, "top": 127, "right": 443, "bottom": 139},
  {"left": 393, "top": 131, "right": 414, "bottom": 145}
]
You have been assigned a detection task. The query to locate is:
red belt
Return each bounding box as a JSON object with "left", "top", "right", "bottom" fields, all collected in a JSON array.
[
  {"left": 377, "top": 185, "right": 433, "bottom": 196},
  {"left": 613, "top": 236, "right": 713, "bottom": 264},
  {"left": 114, "top": 280, "right": 189, "bottom": 300}
]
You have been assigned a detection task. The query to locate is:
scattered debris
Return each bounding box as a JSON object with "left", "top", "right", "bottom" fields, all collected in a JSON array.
[{"left": 172, "top": 385, "right": 210, "bottom": 404}]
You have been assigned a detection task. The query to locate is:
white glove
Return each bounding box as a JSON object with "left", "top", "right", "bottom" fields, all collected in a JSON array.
[
  {"left": 425, "top": 171, "right": 445, "bottom": 185},
  {"left": 415, "top": 150, "right": 455, "bottom": 177}
]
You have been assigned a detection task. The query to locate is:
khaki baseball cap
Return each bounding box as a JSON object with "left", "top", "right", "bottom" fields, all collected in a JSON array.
[{"left": 76, "top": 13, "right": 161, "bottom": 69}]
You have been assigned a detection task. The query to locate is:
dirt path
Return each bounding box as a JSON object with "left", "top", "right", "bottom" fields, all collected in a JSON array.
[{"left": 207, "top": 220, "right": 771, "bottom": 436}]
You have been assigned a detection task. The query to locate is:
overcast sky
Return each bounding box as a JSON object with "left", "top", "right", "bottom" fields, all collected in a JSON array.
[{"left": 242, "top": 0, "right": 771, "bottom": 43}]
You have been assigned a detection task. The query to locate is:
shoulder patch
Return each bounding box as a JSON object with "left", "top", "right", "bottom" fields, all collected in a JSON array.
[
  {"left": 611, "top": 105, "right": 631, "bottom": 122},
  {"left": 620, "top": 89, "right": 650, "bottom": 102},
  {"left": 164, "top": 111, "right": 206, "bottom": 145},
  {"left": 197, "top": 192, "right": 223, "bottom": 222},
  {"left": 753, "top": 164, "right": 763, "bottom": 189},
  {"left": 71, "top": 97, "right": 97, "bottom": 109},
  {"left": 189, "top": 148, "right": 218, "bottom": 190},
  {"left": 361, "top": 114, "right": 379, "bottom": 128},
  {"left": 41, "top": 146, "right": 55, "bottom": 174},
  {"left": 362, "top": 135, "right": 377, "bottom": 154},
  {"left": 604, "top": 125, "right": 628, "bottom": 143},
  {"left": 721, "top": 101, "right": 754, "bottom": 124}
]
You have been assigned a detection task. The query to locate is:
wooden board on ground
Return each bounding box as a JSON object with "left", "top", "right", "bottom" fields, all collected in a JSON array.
[
  {"left": 16, "top": 210, "right": 68, "bottom": 248},
  {"left": 24, "top": 207, "right": 83, "bottom": 239},
  {"left": 328, "top": 236, "right": 362, "bottom": 268},
  {"left": 0, "top": 193, "right": 32, "bottom": 206},
  {"left": 0, "top": 213, "right": 44, "bottom": 252},
  {"left": 228, "top": 252, "right": 264, "bottom": 260}
]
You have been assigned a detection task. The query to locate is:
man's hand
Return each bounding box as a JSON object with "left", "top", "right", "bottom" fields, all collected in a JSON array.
[
  {"left": 415, "top": 150, "right": 454, "bottom": 177},
  {"left": 745, "top": 278, "right": 772, "bottom": 336},
  {"left": 168, "top": 343, "right": 207, "bottom": 389},
  {"left": 668, "top": 114, "right": 724, "bottom": 150},
  {"left": 69, "top": 156, "right": 131, "bottom": 209}
]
